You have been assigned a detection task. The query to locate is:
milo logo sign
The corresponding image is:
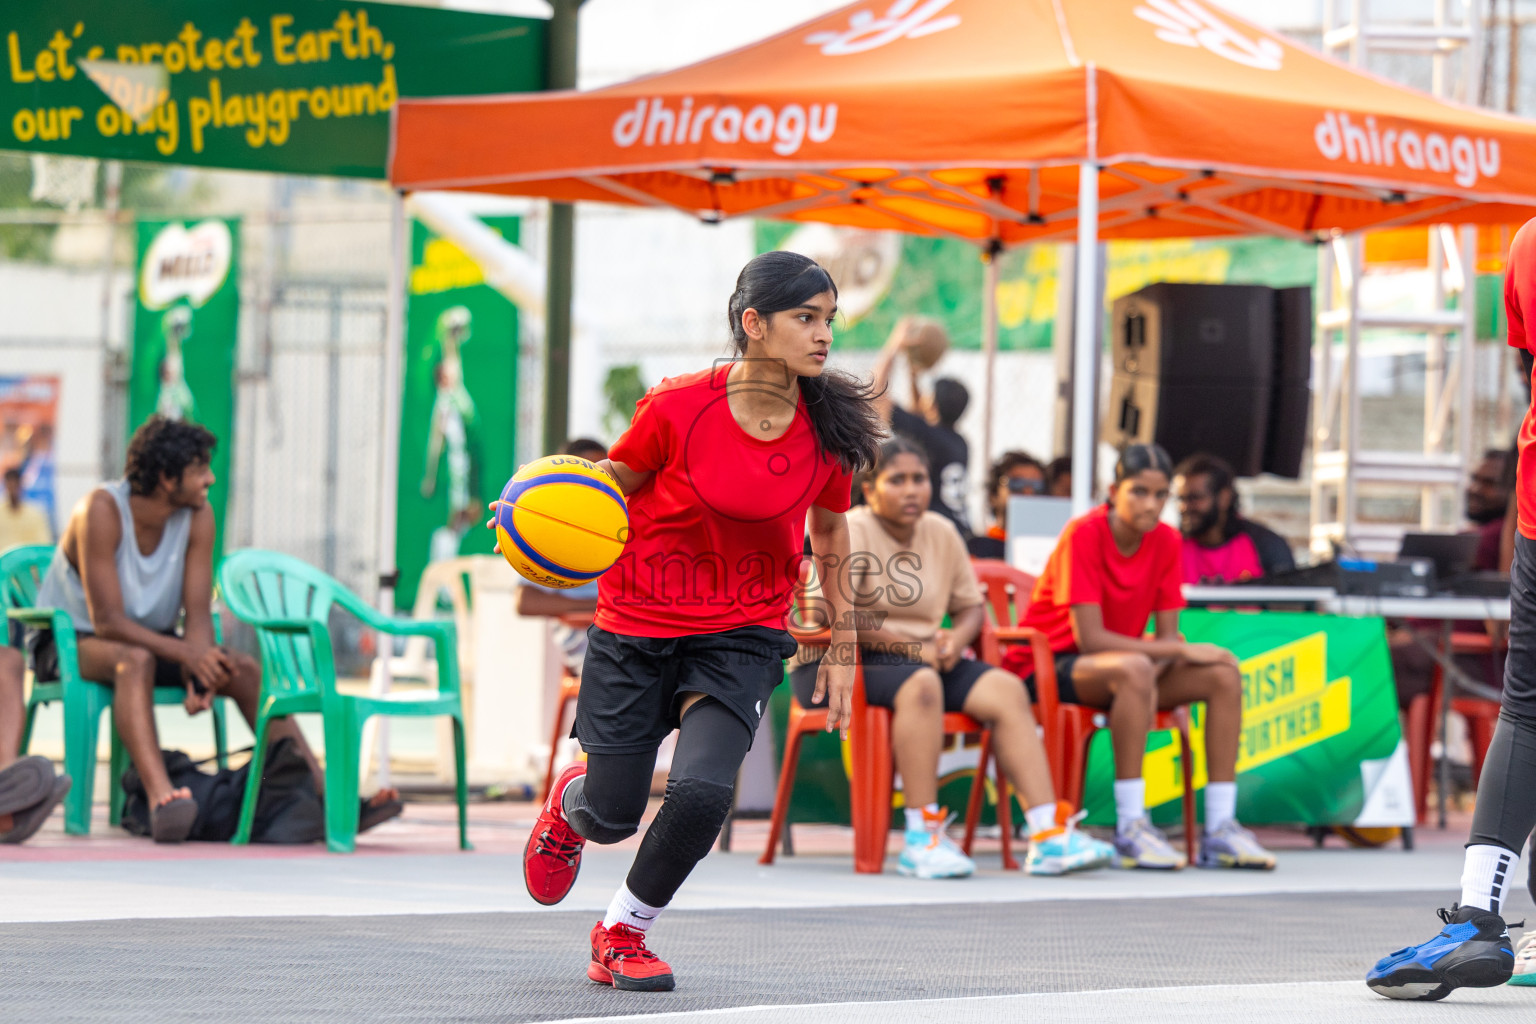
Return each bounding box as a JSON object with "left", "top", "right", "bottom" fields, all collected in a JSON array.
[{"left": 139, "top": 218, "right": 232, "bottom": 310}]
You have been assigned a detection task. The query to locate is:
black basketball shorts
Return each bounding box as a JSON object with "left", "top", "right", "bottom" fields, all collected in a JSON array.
[{"left": 573, "top": 624, "right": 798, "bottom": 756}]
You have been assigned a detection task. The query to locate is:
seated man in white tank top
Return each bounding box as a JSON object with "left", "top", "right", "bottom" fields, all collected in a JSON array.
[{"left": 31, "top": 417, "right": 400, "bottom": 842}]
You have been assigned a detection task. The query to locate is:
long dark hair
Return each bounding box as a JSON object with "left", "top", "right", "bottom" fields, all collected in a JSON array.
[{"left": 727, "top": 251, "right": 883, "bottom": 474}]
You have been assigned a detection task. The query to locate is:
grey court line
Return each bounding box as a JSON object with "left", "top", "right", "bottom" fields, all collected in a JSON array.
[
  {"left": 530, "top": 980, "right": 1351, "bottom": 1023},
  {"left": 532, "top": 981, "right": 1536, "bottom": 1024}
]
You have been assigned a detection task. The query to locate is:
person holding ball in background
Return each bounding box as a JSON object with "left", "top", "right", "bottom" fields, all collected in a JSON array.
[{"left": 491, "top": 251, "right": 881, "bottom": 991}]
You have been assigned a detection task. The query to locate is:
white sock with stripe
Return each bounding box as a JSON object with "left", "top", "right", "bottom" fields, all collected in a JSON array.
[
  {"left": 603, "top": 883, "right": 665, "bottom": 932},
  {"left": 1461, "top": 844, "right": 1516, "bottom": 914}
]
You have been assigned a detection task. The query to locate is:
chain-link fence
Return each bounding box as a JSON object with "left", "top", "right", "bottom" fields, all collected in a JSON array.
[{"left": 0, "top": 155, "right": 399, "bottom": 607}]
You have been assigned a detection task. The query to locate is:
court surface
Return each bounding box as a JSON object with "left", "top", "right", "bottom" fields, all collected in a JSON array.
[{"left": 4, "top": 802, "right": 1533, "bottom": 1023}]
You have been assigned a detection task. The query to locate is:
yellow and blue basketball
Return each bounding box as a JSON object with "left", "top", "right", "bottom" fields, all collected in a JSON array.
[{"left": 495, "top": 455, "right": 629, "bottom": 589}]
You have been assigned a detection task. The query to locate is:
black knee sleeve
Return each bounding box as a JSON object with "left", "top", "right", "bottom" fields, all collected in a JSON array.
[
  {"left": 624, "top": 775, "right": 735, "bottom": 907},
  {"left": 563, "top": 751, "right": 654, "bottom": 845},
  {"left": 623, "top": 698, "right": 751, "bottom": 907},
  {"left": 564, "top": 776, "right": 642, "bottom": 844},
  {"left": 646, "top": 776, "right": 734, "bottom": 863}
]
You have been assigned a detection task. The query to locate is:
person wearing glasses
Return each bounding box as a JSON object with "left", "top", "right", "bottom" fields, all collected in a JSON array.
[
  {"left": 967, "top": 451, "right": 1050, "bottom": 561},
  {"left": 1170, "top": 453, "right": 1294, "bottom": 586}
]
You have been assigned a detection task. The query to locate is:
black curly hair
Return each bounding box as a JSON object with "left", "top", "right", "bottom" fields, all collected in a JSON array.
[{"left": 125, "top": 416, "right": 217, "bottom": 496}]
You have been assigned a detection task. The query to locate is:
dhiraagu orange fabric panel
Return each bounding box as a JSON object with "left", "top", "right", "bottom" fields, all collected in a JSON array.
[{"left": 1074, "top": 0, "right": 1536, "bottom": 202}]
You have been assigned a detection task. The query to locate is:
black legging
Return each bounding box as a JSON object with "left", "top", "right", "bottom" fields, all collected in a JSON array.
[
  {"left": 563, "top": 697, "right": 751, "bottom": 908},
  {"left": 1466, "top": 704, "right": 1536, "bottom": 906}
]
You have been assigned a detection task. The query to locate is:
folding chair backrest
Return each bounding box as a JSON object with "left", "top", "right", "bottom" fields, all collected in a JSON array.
[
  {"left": 0, "top": 545, "right": 52, "bottom": 614},
  {"left": 410, "top": 557, "right": 475, "bottom": 673},
  {"left": 970, "top": 558, "right": 1036, "bottom": 629},
  {"left": 217, "top": 548, "right": 350, "bottom": 697}
]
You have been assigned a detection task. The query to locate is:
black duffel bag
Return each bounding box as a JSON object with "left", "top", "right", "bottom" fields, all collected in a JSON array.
[{"left": 121, "top": 737, "right": 324, "bottom": 843}]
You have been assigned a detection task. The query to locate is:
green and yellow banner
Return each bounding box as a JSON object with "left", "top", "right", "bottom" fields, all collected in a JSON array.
[
  {"left": 1081, "top": 610, "right": 1404, "bottom": 828},
  {"left": 393, "top": 216, "right": 520, "bottom": 611},
  {"left": 2, "top": 1, "right": 545, "bottom": 177},
  {"left": 129, "top": 217, "right": 240, "bottom": 558},
  {"left": 770, "top": 610, "right": 1408, "bottom": 829}
]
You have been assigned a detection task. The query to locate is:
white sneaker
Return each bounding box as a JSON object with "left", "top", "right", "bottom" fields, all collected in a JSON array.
[
  {"left": 1025, "top": 807, "right": 1114, "bottom": 876},
  {"left": 1511, "top": 928, "right": 1536, "bottom": 986},
  {"left": 896, "top": 820, "right": 975, "bottom": 879},
  {"left": 1195, "top": 819, "right": 1277, "bottom": 870},
  {"left": 1113, "top": 816, "right": 1187, "bottom": 870}
]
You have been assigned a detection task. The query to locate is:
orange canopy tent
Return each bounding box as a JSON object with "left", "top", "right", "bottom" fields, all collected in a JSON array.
[{"left": 391, "top": 0, "right": 1536, "bottom": 508}]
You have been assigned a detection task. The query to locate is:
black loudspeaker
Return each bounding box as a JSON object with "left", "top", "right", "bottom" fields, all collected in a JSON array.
[
  {"left": 1104, "top": 283, "right": 1276, "bottom": 477},
  {"left": 1264, "top": 286, "right": 1313, "bottom": 478}
]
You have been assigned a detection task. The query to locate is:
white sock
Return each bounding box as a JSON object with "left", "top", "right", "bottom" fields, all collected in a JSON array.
[
  {"left": 1113, "top": 778, "right": 1145, "bottom": 833},
  {"left": 1025, "top": 803, "right": 1058, "bottom": 836},
  {"left": 1461, "top": 844, "right": 1517, "bottom": 914},
  {"left": 1204, "top": 782, "right": 1237, "bottom": 831},
  {"left": 904, "top": 802, "right": 940, "bottom": 835},
  {"left": 603, "top": 883, "right": 665, "bottom": 932}
]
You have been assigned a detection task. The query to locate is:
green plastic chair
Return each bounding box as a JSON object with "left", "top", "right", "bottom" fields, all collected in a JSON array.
[
  {"left": 1, "top": 544, "right": 229, "bottom": 835},
  {"left": 217, "top": 548, "right": 470, "bottom": 853}
]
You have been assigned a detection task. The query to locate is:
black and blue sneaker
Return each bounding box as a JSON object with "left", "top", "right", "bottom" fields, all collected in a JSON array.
[{"left": 1367, "top": 904, "right": 1514, "bottom": 1000}]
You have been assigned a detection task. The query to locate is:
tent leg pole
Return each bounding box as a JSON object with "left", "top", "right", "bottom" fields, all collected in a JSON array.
[
  {"left": 377, "top": 192, "right": 407, "bottom": 616},
  {"left": 981, "top": 247, "right": 999, "bottom": 489},
  {"left": 1070, "top": 161, "right": 1101, "bottom": 516}
]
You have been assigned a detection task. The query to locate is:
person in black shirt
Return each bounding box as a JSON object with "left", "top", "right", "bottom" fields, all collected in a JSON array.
[{"left": 871, "top": 319, "right": 972, "bottom": 538}]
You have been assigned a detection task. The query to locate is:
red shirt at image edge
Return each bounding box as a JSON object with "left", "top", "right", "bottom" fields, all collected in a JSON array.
[{"left": 1506, "top": 217, "right": 1536, "bottom": 540}]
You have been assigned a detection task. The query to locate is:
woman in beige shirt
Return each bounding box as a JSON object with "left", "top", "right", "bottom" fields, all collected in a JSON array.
[{"left": 791, "top": 438, "right": 1111, "bottom": 879}]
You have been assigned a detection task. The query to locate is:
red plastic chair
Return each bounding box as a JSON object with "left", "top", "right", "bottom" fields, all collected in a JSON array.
[
  {"left": 538, "top": 612, "right": 595, "bottom": 803},
  {"left": 973, "top": 559, "right": 1198, "bottom": 857},
  {"left": 1407, "top": 630, "right": 1503, "bottom": 821},
  {"left": 760, "top": 638, "right": 1016, "bottom": 872},
  {"left": 539, "top": 669, "right": 583, "bottom": 803}
]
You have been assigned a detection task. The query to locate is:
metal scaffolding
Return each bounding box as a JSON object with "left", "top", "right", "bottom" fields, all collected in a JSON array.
[{"left": 1311, "top": 0, "right": 1485, "bottom": 556}]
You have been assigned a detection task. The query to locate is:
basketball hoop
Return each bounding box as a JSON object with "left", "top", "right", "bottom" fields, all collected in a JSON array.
[{"left": 28, "top": 154, "right": 99, "bottom": 211}]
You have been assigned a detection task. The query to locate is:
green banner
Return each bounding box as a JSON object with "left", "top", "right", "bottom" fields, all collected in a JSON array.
[
  {"left": 1081, "top": 610, "right": 1404, "bottom": 828},
  {"left": 2, "top": 2, "right": 545, "bottom": 177},
  {"left": 755, "top": 224, "right": 1318, "bottom": 351},
  {"left": 772, "top": 610, "right": 1406, "bottom": 829},
  {"left": 394, "top": 216, "right": 520, "bottom": 611},
  {"left": 129, "top": 217, "right": 240, "bottom": 558}
]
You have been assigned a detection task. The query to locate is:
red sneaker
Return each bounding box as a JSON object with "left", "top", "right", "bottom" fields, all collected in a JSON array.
[
  {"left": 523, "top": 762, "right": 587, "bottom": 906},
  {"left": 588, "top": 921, "right": 676, "bottom": 991}
]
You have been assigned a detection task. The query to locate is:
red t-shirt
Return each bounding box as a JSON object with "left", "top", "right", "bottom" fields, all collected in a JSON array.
[
  {"left": 596, "top": 365, "right": 853, "bottom": 638},
  {"left": 1505, "top": 217, "right": 1536, "bottom": 539},
  {"left": 1004, "top": 505, "right": 1185, "bottom": 678}
]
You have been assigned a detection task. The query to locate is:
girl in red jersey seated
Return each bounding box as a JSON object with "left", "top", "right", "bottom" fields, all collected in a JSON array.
[
  {"left": 501, "top": 252, "right": 880, "bottom": 993},
  {"left": 1004, "top": 444, "right": 1274, "bottom": 872},
  {"left": 790, "top": 438, "right": 1113, "bottom": 879}
]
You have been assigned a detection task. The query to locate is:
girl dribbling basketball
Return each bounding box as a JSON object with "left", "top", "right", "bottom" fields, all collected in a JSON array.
[{"left": 509, "top": 251, "right": 880, "bottom": 991}]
